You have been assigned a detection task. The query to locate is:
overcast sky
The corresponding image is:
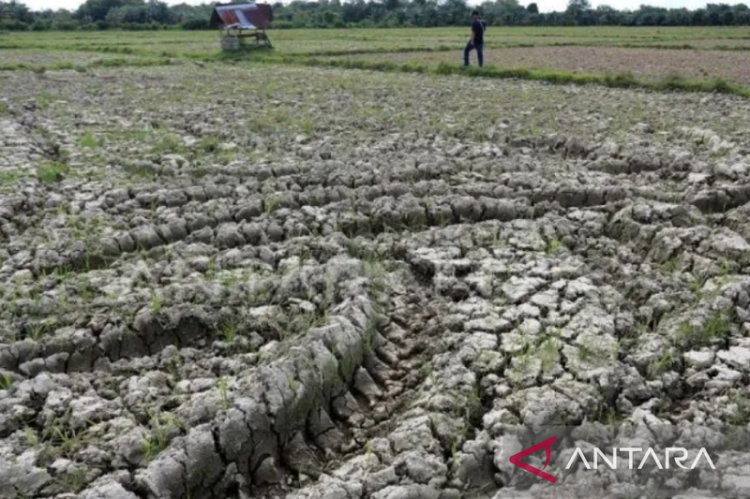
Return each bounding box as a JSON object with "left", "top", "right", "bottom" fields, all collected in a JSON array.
[{"left": 24, "top": 0, "right": 750, "bottom": 15}]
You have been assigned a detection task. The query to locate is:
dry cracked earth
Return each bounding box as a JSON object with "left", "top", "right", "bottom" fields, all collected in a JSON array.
[{"left": 2, "top": 63, "right": 750, "bottom": 499}]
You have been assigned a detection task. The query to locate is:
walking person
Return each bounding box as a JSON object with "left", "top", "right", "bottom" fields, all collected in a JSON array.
[{"left": 464, "top": 10, "right": 485, "bottom": 68}]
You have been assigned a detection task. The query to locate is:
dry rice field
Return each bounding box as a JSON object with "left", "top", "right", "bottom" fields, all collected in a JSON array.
[{"left": 2, "top": 26, "right": 750, "bottom": 499}]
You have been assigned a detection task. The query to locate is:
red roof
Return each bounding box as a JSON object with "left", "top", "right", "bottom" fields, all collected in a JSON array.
[{"left": 210, "top": 3, "right": 273, "bottom": 30}]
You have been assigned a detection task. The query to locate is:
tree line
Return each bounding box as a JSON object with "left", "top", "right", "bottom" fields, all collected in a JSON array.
[{"left": 1, "top": 0, "right": 749, "bottom": 31}]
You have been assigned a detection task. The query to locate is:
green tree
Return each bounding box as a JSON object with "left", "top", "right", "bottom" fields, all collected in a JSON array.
[
  {"left": 567, "top": 0, "right": 593, "bottom": 24},
  {"left": 595, "top": 4, "right": 619, "bottom": 24},
  {"left": 0, "top": 1, "right": 34, "bottom": 23},
  {"left": 76, "top": 0, "right": 143, "bottom": 22}
]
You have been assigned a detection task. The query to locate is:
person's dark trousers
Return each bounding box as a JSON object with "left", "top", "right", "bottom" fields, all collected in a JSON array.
[{"left": 463, "top": 42, "right": 484, "bottom": 67}]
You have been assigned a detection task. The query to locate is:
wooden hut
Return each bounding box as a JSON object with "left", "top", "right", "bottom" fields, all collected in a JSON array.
[{"left": 210, "top": 3, "right": 273, "bottom": 50}]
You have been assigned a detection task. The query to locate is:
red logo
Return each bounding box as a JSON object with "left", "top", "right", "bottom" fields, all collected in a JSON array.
[{"left": 509, "top": 436, "right": 556, "bottom": 484}]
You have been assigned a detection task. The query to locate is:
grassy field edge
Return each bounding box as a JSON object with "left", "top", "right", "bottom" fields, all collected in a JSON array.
[{"left": 281, "top": 55, "right": 750, "bottom": 99}]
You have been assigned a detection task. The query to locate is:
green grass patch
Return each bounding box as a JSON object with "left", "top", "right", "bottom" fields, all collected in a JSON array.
[
  {"left": 545, "top": 238, "right": 562, "bottom": 255},
  {"left": 291, "top": 56, "right": 750, "bottom": 100},
  {"left": 79, "top": 132, "right": 99, "bottom": 148},
  {"left": 0, "top": 170, "right": 25, "bottom": 184},
  {"left": 90, "top": 57, "right": 173, "bottom": 69},
  {"left": 37, "top": 161, "right": 70, "bottom": 184},
  {"left": 150, "top": 134, "right": 185, "bottom": 155},
  {"left": 0, "top": 55, "right": 172, "bottom": 74},
  {"left": 678, "top": 309, "right": 733, "bottom": 347},
  {"left": 0, "top": 372, "right": 13, "bottom": 390},
  {"left": 196, "top": 135, "right": 221, "bottom": 155},
  {"left": 0, "top": 62, "right": 34, "bottom": 71}
]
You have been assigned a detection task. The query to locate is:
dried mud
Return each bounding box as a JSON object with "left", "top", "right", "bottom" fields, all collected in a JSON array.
[{"left": 1, "top": 64, "right": 750, "bottom": 499}]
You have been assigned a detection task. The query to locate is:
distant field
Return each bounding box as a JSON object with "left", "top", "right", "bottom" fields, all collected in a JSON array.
[
  {"left": 327, "top": 45, "right": 750, "bottom": 86},
  {"left": 0, "top": 48, "right": 143, "bottom": 70},
  {"left": 3, "top": 26, "right": 750, "bottom": 93},
  {"left": 4, "top": 26, "right": 750, "bottom": 54}
]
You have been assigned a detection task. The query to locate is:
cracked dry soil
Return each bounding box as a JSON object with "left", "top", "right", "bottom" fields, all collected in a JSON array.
[{"left": 1, "top": 64, "right": 750, "bottom": 499}]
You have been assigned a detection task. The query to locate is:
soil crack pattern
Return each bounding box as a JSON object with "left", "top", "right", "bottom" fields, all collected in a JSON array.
[{"left": 1, "top": 64, "right": 750, "bottom": 499}]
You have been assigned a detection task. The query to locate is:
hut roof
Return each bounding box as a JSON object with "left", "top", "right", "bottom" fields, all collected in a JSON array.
[{"left": 210, "top": 3, "right": 273, "bottom": 30}]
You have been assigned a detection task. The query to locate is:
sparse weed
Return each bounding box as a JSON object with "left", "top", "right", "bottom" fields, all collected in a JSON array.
[
  {"left": 647, "top": 349, "right": 675, "bottom": 379},
  {"left": 678, "top": 309, "right": 732, "bottom": 347},
  {"left": 124, "top": 163, "right": 158, "bottom": 180},
  {"left": 60, "top": 468, "right": 88, "bottom": 493},
  {"left": 688, "top": 273, "right": 708, "bottom": 296},
  {"left": 77, "top": 277, "right": 93, "bottom": 302},
  {"left": 165, "top": 353, "right": 182, "bottom": 379},
  {"left": 0, "top": 170, "right": 23, "bottom": 184},
  {"left": 218, "top": 376, "right": 230, "bottom": 411},
  {"left": 54, "top": 266, "right": 71, "bottom": 283},
  {"left": 205, "top": 256, "right": 218, "bottom": 280},
  {"left": 463, "top": 387, "right": 482, "bottom": 430},
  {"left": 492, "top": 230, "right": 505, "bottom": 249},
  {"left": 287, "top": 309, "right": 328, "bottom": 339},
  {"left": 298, "top": 117, "right": 316, "bottom": 135},
  {"left": 150, "top": 135, "right": 184, "bottom": 155},
  {"left": 80, "top": 132, "right": 99, "bottom": 148},
  {"left": 660, "top": 256, "right": 680, "bottom": 274},
  {"left": 142, "top": 412, "right": 177, "bottom": 462},
  {"left": 150, "top": 292, "right": 164, "bottom": 312},
  {"left": 346, "top": 240, "right": 383, "bottom": 263},
  {"left": 36, "top": 91, "right": 53, "bottom": 109},
  {"left": 450, "top": 438, "right": 460, "bottom": 459},
  {"left": 719, "top": 259, "right": 732, "bottom": 278},
  {"left": 577, "top": 343, "right": 597, "bottom": 362},
  {"left": 545, "top": 238, "right": 561, "bottom": 255},
  {"left": 264, "top": 194, "right": 280, "bottom": 215},
  {"left": 576, "top": 339, "right": 616, "bottom": 366},
  {"left": 220, "top": 272, "right": 241, "bottom": 288},
  {"left": 538, "top": 336, "right": 561, "bottom": 372},
  {"left": 634, "top": 318, "right": 651, "bottom": 336},
  {"left": 363, "top": 315, "right": 381, "bottom": 354},
  {"left": 142, "top": 433, "right": 167, "bottom": 462},
  {"left": 37, "top": 161, "right": 70, "bottom": 184},
  {"left": 24, "top": 426, "right": 39, "bottom": 447},
  {"left": 0, "top": 372, "right": 13, "bottom": 390},
  {"left": 711, "top": 259, "right": 733, "bottom": 293},
  {"left": 41, "top": 416, "right": 91, "bottom": 459},
  {"left": 729, "top": 391, "right": 750, "bottom": 425},
  {"left": 705, "top": 309, "right": 732, "bottom": 340},
  {"left": 28, "top": 322, "right": 49, "bottom": 341},
  {"left": 197, "top": 135, "right": 221, "bottom": 155},
  {"left": 323, "top": 269, "right": 336, "bottom": 308},
  {"left": 287, "top": 374, "right": 299, "bottom": 392},
  {"left": 223, "top": 323, "right": 236, "bottom": 343},
  {"left": 598, "top": 404, "right": 619, "bottom": 426}
]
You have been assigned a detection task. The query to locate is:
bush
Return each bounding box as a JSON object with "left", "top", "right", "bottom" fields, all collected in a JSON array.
[
  {"left": 53, "top": 20, "right": 81, "bottom": 31},
  {"left": 118, "top": 21, "right": 163, "bottom": 30},
  {"left": 31, "top": 21, "right": 50, "bottom": 31},
  {"left": 0, "top": 19, "right": 29, "bottom": 31},
  {"left": 710, "top": 78, "right": 734, "bottom": 94},
  {"left": 181, "top": 18, "right": 210, "bottom": 30},
  {"left": 80, "top": 20, "right": 108, "bottom": 30},
  {"left": 271, "top": 20, "right": 294, "bottom": 29}
]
